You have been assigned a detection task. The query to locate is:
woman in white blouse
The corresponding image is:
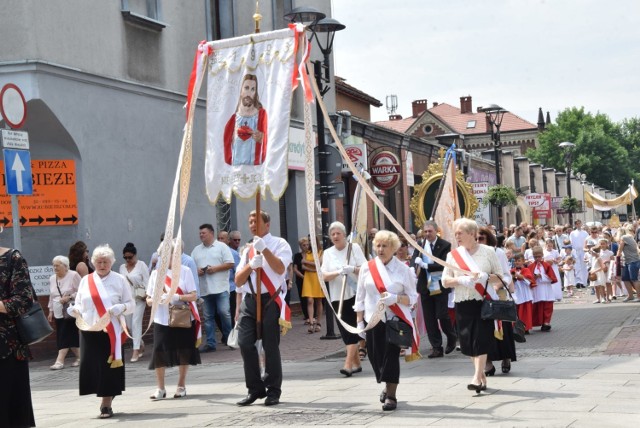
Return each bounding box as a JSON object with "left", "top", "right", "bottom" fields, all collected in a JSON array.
[
  {"left": 146, "top": 245, "right": 201, "bottom": 400},
  {"left": 355, "top": 230, "right": 418, "bottom": 411},
  {"left": 47, "top": 255, "right": 82, "bottom": 370},
  {"left": 442, "top": 218, "right": 504, "bottom": 394},
  {"left": 69, "top": 245, "right": 134, "bottom": 419},
  {"left": 119, "top": 242, "right": 149, "bottom": 362},
  {"left": 321, "top": 221, "right": 366, "bottom": 377}
]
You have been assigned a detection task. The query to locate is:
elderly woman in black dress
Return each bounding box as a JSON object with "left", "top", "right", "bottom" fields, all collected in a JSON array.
[
  {"left": 0, "top": 247, "right": 36, "bottom": 427},
  {"left": 442, "top": 218, "right": 505, "bottom": 393},
  {"left": 69, "top": 244, "right": 134, "bottom": 419},
  {"left": 321, "top": 221, "right": 366, "bottom": 377},
  {"left": 47, "top": 255, "right": 82, "bottom": 370},
  {"left": 354, "top": 230, "right": 418, "bottom": 411}
]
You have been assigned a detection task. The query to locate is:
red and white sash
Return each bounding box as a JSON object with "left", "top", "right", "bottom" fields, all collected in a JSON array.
[
  {"left": 88, "top": 273, "right": 126, "bottom": 368},
  {"left": 164, "top": 274, "right": 202, "bottom": 347},
  {"left": 368, "top": 258, "right": 420, "bottom": 359},
  {"left": 450, "top": 247, "right": 503, "bottom": 338},
  {"left": 249, "top": 246, "right": 292, "bottom": 332}
]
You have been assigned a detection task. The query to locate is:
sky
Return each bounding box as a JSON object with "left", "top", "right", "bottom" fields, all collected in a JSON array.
[{"left": 331, "top": 0, "right": 640, "bottom": 125}]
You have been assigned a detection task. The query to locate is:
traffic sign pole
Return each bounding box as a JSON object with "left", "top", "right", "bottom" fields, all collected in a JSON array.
[{"left": 11, "top": 195, "right": 21, "bottom": 250}]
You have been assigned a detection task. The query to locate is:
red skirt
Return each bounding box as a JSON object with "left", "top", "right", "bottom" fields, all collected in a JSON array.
[{"left": 517, "top": 301, "right": 533, "bottom": 331}]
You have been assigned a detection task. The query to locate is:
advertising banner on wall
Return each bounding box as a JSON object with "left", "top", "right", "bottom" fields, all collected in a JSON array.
[
  {"left": 472, "top": 182, "right": 491, "bottom": 225},
  {"left": 533, "top": 193, "right": 552, "bottom": 219}
]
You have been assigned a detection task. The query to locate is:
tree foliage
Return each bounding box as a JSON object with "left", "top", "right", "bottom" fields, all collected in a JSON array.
[
  {"left": 526, "top": 107, "right": 634, "bottom": 192},
  {"left": 483, "top": 184, "right": 518, "bottom": 207}
]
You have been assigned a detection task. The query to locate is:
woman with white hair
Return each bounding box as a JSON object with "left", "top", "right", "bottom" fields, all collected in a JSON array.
[
  {"left": 442, "top": 218, "right": 505, "bottom": 394},
  {"left": 47, "top": 255, "right": 82, "bottom": 370},
  {"left": 68, "top": 245, "right": 134, "bottom": 419},
  {"left": 321, "top": 221, "right": 366, "bottom": 377},
  {"left": 355, "top": 230, "right": 418, "bottom": 411}
]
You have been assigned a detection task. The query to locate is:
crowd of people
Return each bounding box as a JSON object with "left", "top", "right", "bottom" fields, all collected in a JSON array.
[{"left": 4, "top": 212, "right": 640, "bottom": 425}]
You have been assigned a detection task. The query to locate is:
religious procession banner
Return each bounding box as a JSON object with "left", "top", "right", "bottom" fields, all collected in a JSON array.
[
  {"left": 203, "top": 26, "right": 309, "bottom": 202},
  {"left": 584, "top": 186, "right": 638, "bottom": 211},
  {"left": 433, "top": 146, "right": 461, "bottom": 246}
]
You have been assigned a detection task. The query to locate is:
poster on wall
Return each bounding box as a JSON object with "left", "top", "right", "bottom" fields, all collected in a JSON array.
[{"left": 472, "top": 182, "right": 491, "bottom": 225}]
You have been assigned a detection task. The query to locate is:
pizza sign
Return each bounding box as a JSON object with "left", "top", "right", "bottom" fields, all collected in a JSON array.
[{"left": 370, "top": 151, "right": 401, "bottom": 190}]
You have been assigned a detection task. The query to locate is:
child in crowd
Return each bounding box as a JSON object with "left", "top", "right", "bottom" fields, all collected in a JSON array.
[
  {"left": 523, "top": 238, "right": 538, "bottom": 266},
  {"left": 530, "top": 246, "right": 558, "bottom": 331},
  {"left": 588, "top": 246, "right": 607, "bottom": 304},
  {"left": 599, "top": 238, "right": 614, "bottom": 302},
  {"left": 561, "top": 255, "right": 576, "bottom": 297},
  {"left": 544, "top": 238, "right": 563, "bottom": 301},
  {"left": 511, "top": 253, "right": 534, "bottom": 333}
]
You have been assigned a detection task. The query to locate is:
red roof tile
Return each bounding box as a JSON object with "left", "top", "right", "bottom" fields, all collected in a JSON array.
[
  {"left": 376, "top": 116, "right": 416, "bottom": 133},
  {"left": 429, "top": 103, "right": 536, "bottom": 135}
]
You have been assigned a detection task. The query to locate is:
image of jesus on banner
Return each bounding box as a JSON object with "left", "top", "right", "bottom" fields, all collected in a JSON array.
[{"left": 223, "top": 74, "right": 268, "bottom": 166}]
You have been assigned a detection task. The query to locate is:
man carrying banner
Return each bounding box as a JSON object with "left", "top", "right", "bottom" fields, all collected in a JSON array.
[
  {"left": 234, "top": 210, "right": 292, "bottom": 406},
  {"left": 223, "top": 74, "right": 268, "bottom": 166},
  {"left": 413, "top": 220, "right": 457, "bottom": 358}
]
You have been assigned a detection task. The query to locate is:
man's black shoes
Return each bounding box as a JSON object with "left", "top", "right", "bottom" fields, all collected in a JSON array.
[
  {"left": 427, "top": 348, "right": 444, "bottom": 359},
  {"left": 236, "top": 390, "right": 267, "bottom": 406},
  {"left": 264, "top": 396, "right": 280, "bottom": 406}
]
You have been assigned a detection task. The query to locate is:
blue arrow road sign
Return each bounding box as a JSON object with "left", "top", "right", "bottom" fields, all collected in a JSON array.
[{"left": 3, "top": 149, "right": 33, "bottom": 195}]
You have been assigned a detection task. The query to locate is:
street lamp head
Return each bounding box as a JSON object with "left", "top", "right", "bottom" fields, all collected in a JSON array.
[
  {"left": 308, "top": 17, "right": 346, "bottom": 55},
  {"left": 480, "top": 104, "right": 507, "bottom": 128},
  {"left": 283, "top": 6, "right": 325, "bottom": 25},
  {"left": 559, "top": 141, "right": 575, "bottom": 151}
]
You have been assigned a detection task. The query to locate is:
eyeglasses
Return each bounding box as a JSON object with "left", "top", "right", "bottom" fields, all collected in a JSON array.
[
  {"left": 123, "top": 256, "right": 134, "bottom": 260},
  {"left": 232, "top": 238, "right": 241, "bottom": 242}
]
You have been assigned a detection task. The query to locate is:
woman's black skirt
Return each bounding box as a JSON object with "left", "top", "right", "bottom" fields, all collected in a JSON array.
[
  {"left": 331, "top": 297, "right": 360, "bottom": 346},
  {"left": 366, "top": 321, "right": 400, "bottom": 384},
  {"left": 148, "top": 322, "right": 201, "bottom": 369},
  {"left": 488, "top": 321, "right": 517, "bottom": 362},
  {"left": 455, "top": 300, "right": 496, "bottom": 357},
  {"left": 55, "top": 317, "right": 79, "bottom": 350},
  {"left": 79, "top": 331, "right": 125, "bottom": 397},
  {"left": 0, "top": 357, "right": 35, "bottom": 427}
]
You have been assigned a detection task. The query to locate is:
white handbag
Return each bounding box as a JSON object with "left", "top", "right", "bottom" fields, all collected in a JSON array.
[{"left": 227, "top": 324, "right": 240, "bottom": 349}]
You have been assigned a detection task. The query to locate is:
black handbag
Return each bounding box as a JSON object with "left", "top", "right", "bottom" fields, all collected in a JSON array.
[
  {"left": 17, "top": 298, "right": 54, "bottom": 345},
  {"left": 513, "top": 318, "right": 526, "bottom": 343},
  {"left": 480, "top": 276, "right": 518, "bottom": 322},
  {"left": 385, "top": 317, "right": 413, "bottom": 349}
]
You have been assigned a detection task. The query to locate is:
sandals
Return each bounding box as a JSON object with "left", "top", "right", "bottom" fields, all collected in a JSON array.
[
  {"left": 314, "top": 322, "right": 322, "bottom": 333},
  {"left": 307, "top": 319, "right": 316, "bottom": 334},
  {"left": 49, "top": 362, "right": 64, "bottom": 370},
  {"left": 359, "top": 347, "right": 368, "bottom": 361},
  {"left": 382, "top": 396, "right": 397, "bottom": 411},
  {"left": 99, "top": 406, "right": 113, "bottom": 419},
  {"left": 174, "top": 386, "right": 187, "bottom": 398},
  {"left": 150, "top": 388, "right": 166, "bottom": 400}
]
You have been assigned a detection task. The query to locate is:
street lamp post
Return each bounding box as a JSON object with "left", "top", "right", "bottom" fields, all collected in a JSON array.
[
  {"left": 559, "top": 141, "right": 576, "bottom": 225},
  {"left": 285, "top": 7, "right": 345, "bottom": 340},
  {"left": 579, "top": 173, "right": 587, "bottom": 223},
  {"left": 480, "top": 104, "right": 507, "bottom": 231}
]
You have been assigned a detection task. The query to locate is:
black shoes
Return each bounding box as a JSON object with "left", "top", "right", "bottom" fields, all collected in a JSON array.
[
  {"left": 264, "top": 396, "right": 280, "bottom": 406},
  {"left": 467, "top": 383, "right": 482, "bottom": 393},
  {"left": 379, "top": 389, "right": 387, "bottom": 403},
  {"left": 484, "top": 365, "right": 496, "bottom": 376},
  {"left": 502, "top": 360, "right": 511, "bottom": 374},
  {"left": 382, "top": 397, "right": 397, "bottom": 411},
  {"left": 541, "top": 324, "right": 551, "bottom": 332},
  {"left": 427, "top": 348, "right": 444, "bottom": 359},
  {"left": 236, "top": 390, "right": 267, "bottom": 406},
  {"left": 445, "top": 340, "right": 457, "bottom": 355},
  {"left": 339, "top": 368, "right": 352, "bottom": 377}
]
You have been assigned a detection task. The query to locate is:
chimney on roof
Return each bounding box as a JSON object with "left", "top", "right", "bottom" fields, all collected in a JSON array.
[
  {"left": 389, "top": 114, "right": 403, "bottom": 121},
  {"left": 460, "top": 96, "right": 472, "bottom": 114},
  {"left": 546, "top": 111, "right": 551, "bottom": 125},
  {"left": 411, "top": 99, "right": 427, "bottom": 118},
  {"left": 537, "top": 107, "right": 545, "bottom": 131},
  {"left": 433, "top": 102, "right": 439, "bottom": 107}
]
